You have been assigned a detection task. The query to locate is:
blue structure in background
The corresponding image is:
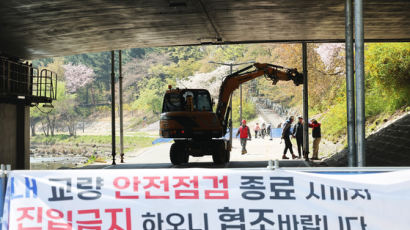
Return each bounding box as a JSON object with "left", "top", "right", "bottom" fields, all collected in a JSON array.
[
  {"left": 0, "top": 177, "right": 3, "bottom": 223},
  {"left": 152, "top": 138, "right": 173, "bottom": 145},
  {"left": 0, "top": 174, "right": 6, "bottom": 230},
  {"left": 270, "top": 128, "right": 283, "bottom": 138},
  {"left": 225, "top": 128, "right": 284, "bottom": 139}
]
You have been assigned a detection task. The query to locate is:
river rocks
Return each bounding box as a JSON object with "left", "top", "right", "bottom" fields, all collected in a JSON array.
[{"left": 30, "top": 142, "right": 114, "bottom": 169}]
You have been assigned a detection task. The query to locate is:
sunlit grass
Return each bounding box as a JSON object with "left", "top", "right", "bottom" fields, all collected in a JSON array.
[{"left": 31, "top": 133, "right": 155, "bottom": 151}]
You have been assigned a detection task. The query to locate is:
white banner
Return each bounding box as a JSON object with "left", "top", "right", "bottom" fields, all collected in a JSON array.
[{"left": 2, "top": 169, "right": 410, "bottom": 230}]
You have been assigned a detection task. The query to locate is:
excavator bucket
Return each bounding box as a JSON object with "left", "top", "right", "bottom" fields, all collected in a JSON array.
[{"left": 292, "top": 70, "right": 304, "bottom": 86}]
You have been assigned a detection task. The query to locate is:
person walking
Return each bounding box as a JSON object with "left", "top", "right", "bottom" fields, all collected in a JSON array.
[
  {"left": 236, "top": 119, "right": 252, "bottom": 155},
  {"left": 254, "top": 123, "right": 260, "bottom": 139},
  {"left": 292, "top": 116, "right": 304, "bottom": 158},
  {"left": 267, "top": 123, "right": 272, "bottom": 140},
  {"left": 281, "top": 116, "right": 297, "bottom": 159},
  {"left": 261, "top": 123, "right": 266, "bottom": 139},
  {"left": 309, "top": 119, "right": 321, "bottom": 160}
]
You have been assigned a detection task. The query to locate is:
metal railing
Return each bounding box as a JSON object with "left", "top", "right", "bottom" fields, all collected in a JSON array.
[
  {"left": 32, "top": 69, "right": 57, "bottom": 101},
  {"left": 0, "top": 57, "right": 57, "bottom": 104},
  {"left": 0, "top": 57, "right": 32, "bottom": 96}
]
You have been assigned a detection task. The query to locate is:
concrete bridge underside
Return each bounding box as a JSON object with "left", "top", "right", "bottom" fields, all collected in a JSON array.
[{"left": 0, "top": 0, "right": 409, "bottom": 59}]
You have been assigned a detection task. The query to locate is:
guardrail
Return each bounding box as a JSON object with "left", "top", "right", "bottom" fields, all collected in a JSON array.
[{"left": 266, "top": 160, "right": 410, "bottom": 173}]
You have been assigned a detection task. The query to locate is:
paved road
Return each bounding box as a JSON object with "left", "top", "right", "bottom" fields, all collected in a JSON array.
[
  {"left": 256, "top": 104, "right": 284, "bottom": 127},
  {"left": 83, "top": 137, "right": 310, "bottom": 169},
  {"left": 82, "top": 104, "right": 312, "bottom": 170}
]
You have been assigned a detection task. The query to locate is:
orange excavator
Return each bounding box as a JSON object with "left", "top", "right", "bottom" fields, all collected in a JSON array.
[{"left": 159, "top": 63, "right": 303, "bottom": 165}]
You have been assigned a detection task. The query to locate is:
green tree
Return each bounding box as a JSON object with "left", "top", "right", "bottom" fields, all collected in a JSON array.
[
  {"left": 231, "top": 95, "right": 257, "bottom": 126},
  {"left": 53, "top": 82, "right": 79, "bottom": 136},
  {"left": 32, "top": 58, "right": 68, "bottom": 136},
  {"left": 164, "top": 47, "right": 204, "bottom": 62},
  {"left": 318, "top": 43, "right": 410, "bottom": 140},
  {"left": 43, "top": 57, "right": 65, "bottom": 80},
  {"left": 30, "top": 107, "right": 42, "bottom": 136},
  {"left": 132, "top": 77, "right": 168, "bottom": 114},
  {"left": 32, "top": 57, "right": 53, "bottom": 68},
  {"left": 365, "top": 43, "right": 410, "bottom": 114}
]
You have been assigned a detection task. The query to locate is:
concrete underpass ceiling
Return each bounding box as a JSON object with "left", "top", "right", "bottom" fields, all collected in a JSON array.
[{"left": 0, "top": 0, "right": 409, "bottom": 59}]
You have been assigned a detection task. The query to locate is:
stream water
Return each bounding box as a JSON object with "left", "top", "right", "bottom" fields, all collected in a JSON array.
[{"left": 30, "top": 156, "right": 88, "bottom": 170}]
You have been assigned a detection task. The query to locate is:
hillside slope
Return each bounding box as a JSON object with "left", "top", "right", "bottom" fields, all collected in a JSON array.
[{"left": 324, "top": 112, "right": 410, "bottom": 166}]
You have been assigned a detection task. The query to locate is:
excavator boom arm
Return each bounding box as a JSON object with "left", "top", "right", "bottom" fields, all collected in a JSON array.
[{"left": 215, "top": 63, "right": 303, "bottom": 134}]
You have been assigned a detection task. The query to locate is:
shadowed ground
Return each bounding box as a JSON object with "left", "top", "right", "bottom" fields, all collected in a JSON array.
[{"left": 82, "top": 138, "right": 311, "bottom": 169}]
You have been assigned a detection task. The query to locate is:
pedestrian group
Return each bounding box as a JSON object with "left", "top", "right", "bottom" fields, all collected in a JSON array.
[
  {"left": 281, "top": 116, "right": 321, "bottom": 160},
  {"left": 236, "top": 116, "right": 322, "bottom": 160}
]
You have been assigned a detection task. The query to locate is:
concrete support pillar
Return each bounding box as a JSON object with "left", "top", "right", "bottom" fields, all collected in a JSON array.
[
  {"left": 302, "top": 43, "right": 309, "bottom": 160},
  {"left": 345, "top": 0, "right": 356, "bottom": 167},
  {"left": 355, "top": 0, "right": 366, "bottom": 166},
  {"left": 0, "top": 103, "right": 30, "bottom": 169}
]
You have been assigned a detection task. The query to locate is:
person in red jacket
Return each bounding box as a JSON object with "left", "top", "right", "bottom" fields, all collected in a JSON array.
[
  {"left": 236, "top": 119, "right": 252, "bottom": 155},
  {"left": 309, "top": 119, "right": 321, "bottom": 160}
]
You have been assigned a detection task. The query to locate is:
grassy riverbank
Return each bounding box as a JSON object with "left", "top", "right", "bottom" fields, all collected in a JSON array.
[
  {"left": 31, "top": 133, "right": 156, "bottom": 164},
  {"left": 32, "top": 133, "right": 155, "bottom": 148}
]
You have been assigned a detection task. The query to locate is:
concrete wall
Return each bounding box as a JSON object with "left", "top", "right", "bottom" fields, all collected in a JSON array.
[
  {"left": 0, "top": 103, "right": 30, "bottom": 169},
  {"left": 325, "top": 112, "right": 410, "bottom": 166}
]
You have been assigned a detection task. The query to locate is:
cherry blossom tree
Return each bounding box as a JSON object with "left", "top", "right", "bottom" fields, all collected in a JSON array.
[
  {"left": 315, "top": 43, "right": 345, "bottom": 73},
  {"left": 63, "top": 63, "right": 96, "bottom": 93}
]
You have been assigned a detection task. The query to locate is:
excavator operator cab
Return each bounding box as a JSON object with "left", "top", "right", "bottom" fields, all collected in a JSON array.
[
  {"left": 160, "top": 88, "right": 220, "bottom": 140},
  {"left": 162, "top": 91, "right": 182, "bottom": 112},
  {"left": 183, "top": 92, "right": 194, "bottom": 112},
  {"left": 162, "top": 89, "right": 212, "bottom": 113}
]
